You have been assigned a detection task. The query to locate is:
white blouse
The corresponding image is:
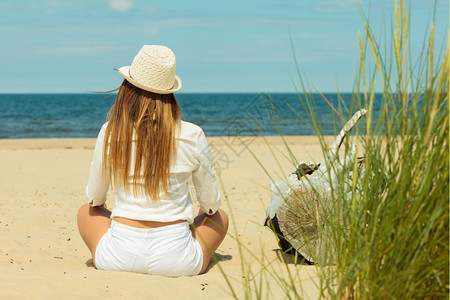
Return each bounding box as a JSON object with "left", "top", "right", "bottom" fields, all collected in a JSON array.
[{"left": 86, "top": 120, "right": 221, "bottom": 223}]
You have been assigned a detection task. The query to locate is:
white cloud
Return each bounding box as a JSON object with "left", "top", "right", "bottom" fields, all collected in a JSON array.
[
  {"left": 314, "top": 0, "right": 360, "bottom": 13},
  {"left": 34, "top": 45, "right": 112, "bottom": 55},
  {"left": 45, "top": 0, "right": 74, "bottom": 8},
  {"left": 109, "top": 0, "right": 134, "bottom": 12}
]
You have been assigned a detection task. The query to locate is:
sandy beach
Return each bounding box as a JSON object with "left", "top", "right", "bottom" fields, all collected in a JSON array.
[{"left": 0, "top": 136, "right": 330, "bottom": 299}]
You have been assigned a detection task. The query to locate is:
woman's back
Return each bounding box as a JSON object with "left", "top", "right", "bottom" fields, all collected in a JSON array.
[{"left": 87, "top": 120, "right": 220, "bottom": 223}]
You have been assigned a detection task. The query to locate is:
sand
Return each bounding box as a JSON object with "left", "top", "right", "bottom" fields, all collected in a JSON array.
[{"left": 0, "top": 136, "right": 330, "bottom": 299}]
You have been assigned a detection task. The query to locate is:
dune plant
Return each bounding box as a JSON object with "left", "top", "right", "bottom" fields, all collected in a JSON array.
[
  {"left": 320, "top": 1, "right": 449, "bottom": 298},
  {"left": 220, "top": 0, "right": 448, "bottom": 299},
  {"left": 327, "top": 3, "right": 448, "bottom": 300}
]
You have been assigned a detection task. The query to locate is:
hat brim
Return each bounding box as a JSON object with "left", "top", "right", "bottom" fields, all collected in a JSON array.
[{"left": 116, "top": 66, "right": 182, "bottom": 94}]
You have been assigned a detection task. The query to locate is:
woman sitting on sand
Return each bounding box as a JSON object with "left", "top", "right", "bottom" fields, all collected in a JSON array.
[{"left": 77, "top": 45, "right": 228, "bottom": 277}]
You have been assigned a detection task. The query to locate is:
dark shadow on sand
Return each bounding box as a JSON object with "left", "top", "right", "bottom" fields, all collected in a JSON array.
[
  {"left": 203, "top": 252, "right": 233, "bottom": 273},
  {"left": 273, "top": 249, "right": 314, "bottom": 265},
  {"left": 85, "top": 259, "right": 95, "bottom": 268}
]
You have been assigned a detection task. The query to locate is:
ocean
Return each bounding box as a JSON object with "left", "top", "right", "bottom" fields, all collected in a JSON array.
[{"left": 0, "top": 93, "right": 380, "bottom": 139}]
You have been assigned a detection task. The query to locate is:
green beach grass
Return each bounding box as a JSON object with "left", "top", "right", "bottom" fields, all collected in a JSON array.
[{"left": 220, "top": 0, "right": 449, "bottom": 298}]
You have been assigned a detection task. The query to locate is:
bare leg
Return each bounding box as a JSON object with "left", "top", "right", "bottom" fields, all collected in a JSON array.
[
  {"left": 190, "top": 209, "right": 229, "bottom": 274},
  {"left": 77, "top": 203, "right": 111, "bottom": 267}
]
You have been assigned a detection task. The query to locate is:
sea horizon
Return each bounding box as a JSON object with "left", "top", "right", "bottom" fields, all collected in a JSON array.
[{"left": 0, "top": 92, "right": 378, "bottom": 139}]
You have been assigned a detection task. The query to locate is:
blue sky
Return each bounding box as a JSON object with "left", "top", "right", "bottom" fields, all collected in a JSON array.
[{"left": 1, "top": 0, "right": 448, "bottom": 93}]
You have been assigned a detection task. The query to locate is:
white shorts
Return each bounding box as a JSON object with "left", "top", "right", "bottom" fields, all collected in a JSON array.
[{"left": 95, "top": 221, "right": 203, "bottom": 277}]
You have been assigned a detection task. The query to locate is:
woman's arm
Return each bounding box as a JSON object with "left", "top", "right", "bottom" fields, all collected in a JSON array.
[
  {"left": 86, "top": 124, "right": 110, "bottom": 207},
  {"left": 192, "top": 129, "right": 221, "bottom": 215}
]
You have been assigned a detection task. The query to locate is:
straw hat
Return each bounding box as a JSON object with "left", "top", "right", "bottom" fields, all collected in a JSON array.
[{"left": 117, "top": 45, "right": 182, "bottom": 94}]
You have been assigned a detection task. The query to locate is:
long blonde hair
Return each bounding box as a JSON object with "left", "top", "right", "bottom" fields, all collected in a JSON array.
[{"left": 103, "top": 80, "right": 181, "bottom": 199}]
